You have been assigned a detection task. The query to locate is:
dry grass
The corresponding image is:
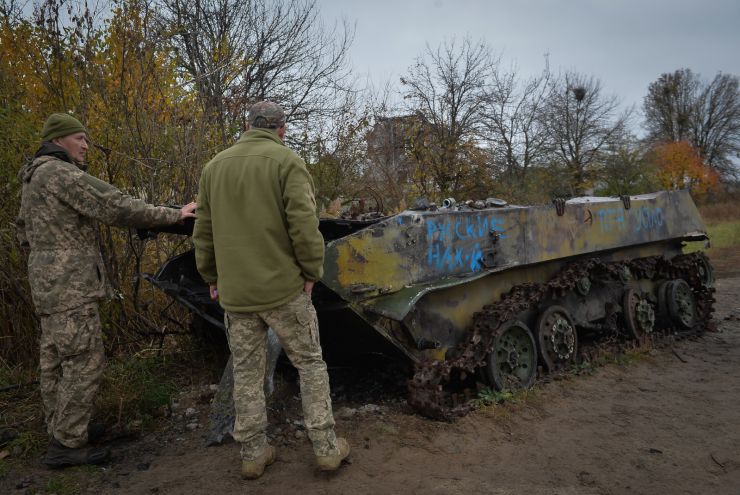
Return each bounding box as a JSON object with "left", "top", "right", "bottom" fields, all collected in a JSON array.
[
  {"left": 699, "top": 199, "right": 740, "bottom": 225},
  {"left": 0, "top": 339, "right": 224, "bottom": 464},
  {"left": 684, "top": 209, "right": 740, "bottom": 276},
  {"left": 0, "top": 368, "right": 47, "bottom": 463},
  {"left": 684, "top": 197, "right": 740, "bottom": 277}
]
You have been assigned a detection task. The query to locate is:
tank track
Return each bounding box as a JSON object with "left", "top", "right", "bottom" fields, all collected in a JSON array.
[{"left": 407, "top": 251, "right": 716, "bottom": 421}]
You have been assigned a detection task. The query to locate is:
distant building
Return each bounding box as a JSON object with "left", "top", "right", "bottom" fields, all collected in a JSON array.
[{"left": 364, "top": 114, "right": 429, "bottom": 207}]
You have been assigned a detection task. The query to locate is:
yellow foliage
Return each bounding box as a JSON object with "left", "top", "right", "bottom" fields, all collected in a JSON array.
[
  {"left": 0, "top": 1, "right": 217, "bottom": 368},
  {"left": 651, "top": 141, "right": 719, "bottom": 198}
]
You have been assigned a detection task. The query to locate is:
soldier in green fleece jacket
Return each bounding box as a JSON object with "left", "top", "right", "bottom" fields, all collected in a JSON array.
[{"left": 193, "top": 101, "right": 350, "bottom": 480}]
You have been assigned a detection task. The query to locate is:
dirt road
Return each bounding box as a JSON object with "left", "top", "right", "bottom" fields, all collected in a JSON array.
[
  {"left": 87, "top": 276, "right": 738, "bottom": 495},
  {"left": 3, "top": 275, "right": 739, "bottom": 495}
]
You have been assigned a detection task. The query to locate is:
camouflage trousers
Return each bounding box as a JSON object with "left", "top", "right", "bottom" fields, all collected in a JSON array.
[
  {"left": 39, "top": 302, "right": 105, "bottom": 448},
  {"left": 225, "top": 291, "right": 339, "bottom": 460}
]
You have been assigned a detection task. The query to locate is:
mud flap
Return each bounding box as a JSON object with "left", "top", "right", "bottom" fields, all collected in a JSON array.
[{"left": 206, "top": 328, "right": 282, "bottom": 446}]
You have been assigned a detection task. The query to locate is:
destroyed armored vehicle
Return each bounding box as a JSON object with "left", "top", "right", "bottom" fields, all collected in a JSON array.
[{"left": 142, "top": 190, "right": 714, "bottom": 421}]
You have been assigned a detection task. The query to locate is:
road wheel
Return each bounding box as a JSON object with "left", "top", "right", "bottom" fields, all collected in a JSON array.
[
  {"left": 483, "top": 319, "right": 537, "bottom": 391},
  {"left": 535, "top": 305, "right": 578, "bottom": 372},
  {"left": 623, "top": 289, "right": 655, "bottom": 344},
  {"left": 665, "top": 279, "right": 697, "bottom": 329}
]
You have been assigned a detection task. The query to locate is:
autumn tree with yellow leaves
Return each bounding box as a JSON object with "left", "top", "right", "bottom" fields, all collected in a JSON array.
[
  {"left": 650, "top": 141, "right": 719, "bottom": 198},
  {"left": 0, "top": 0, "right": 356, "bottom": 367}
]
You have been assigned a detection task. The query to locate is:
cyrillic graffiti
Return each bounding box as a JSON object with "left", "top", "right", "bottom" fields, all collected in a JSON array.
[
  {"left": 597, "top": 208, "right": 625, "bottom": 232},
  {"left": 425, "top": 215, "right": 505, "bottom": 272},
  {"left": 596, "top": 206, "right": 664, "bottom": 233},
  {"left": 634, "top": 206, "right": 664, "bottom": 232}
]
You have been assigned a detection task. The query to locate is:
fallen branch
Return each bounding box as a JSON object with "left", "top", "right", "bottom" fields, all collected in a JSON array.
[
  {"left": 671, "top": 348, "right": 688, "bottom": 363},
  {"left": 0, "top": 380, "right": 39, "bottom": 393},
  {"left": 710, "top": 453, "right": 726, "bottom": 471}
]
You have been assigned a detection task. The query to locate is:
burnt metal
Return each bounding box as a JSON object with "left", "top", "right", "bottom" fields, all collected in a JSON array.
[
  {"left": 695, "top": 256, "right": 715, "bottom": 288},
  {"left": 319, "top": 217, "right": 389, "bottom": 241},
  {"left": 324, "top": 191, "right": 710, "bottom": 306},
  {"left": 575, "top": 276, "right": 591, "bottom": 296},
  {"left": 535, "top": 305, "right": 578, "bottom": 372},
  {"left": 483, "top": 319, "right": 537, "bottom": 391},
  {"left": 350, "top": 283, "right": 377, "bottom": 294},
  {"left": 485, "top": 198, "right": 508, "bottom": 208},
  {"left": 140, "top": 191, "right": 714, "bottom": 423},
  {"left": 412, "top": 198, "right": 433, "bottom": 211},
  {"left": 622, "top": 289, "right": 655, "bottom": 342},
  {"left": 656, "top": 280, "right": 671, "bottom": 325},
  {"left": 618, "top": 265, "right": 632, "bottom": 282},
  {"left": 416, "top": 338, "right": 442, "bottom": 350},
  {"left": 136, "top": 208, "right": 195, "bottom": 239},
  {"left": 665, "top": 279, "right": 697, "bottom": 329},
  {"left": 407, "top": 252, "right": 715, "bottom": 420}
]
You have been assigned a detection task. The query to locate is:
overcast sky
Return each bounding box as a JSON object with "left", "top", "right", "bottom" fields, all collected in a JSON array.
[{"left": 320, "top": 0, "right": 740, "bottom": 124}]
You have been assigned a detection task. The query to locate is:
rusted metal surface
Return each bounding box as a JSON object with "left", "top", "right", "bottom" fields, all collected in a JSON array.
[
  {"left": 407, "top": 251, "right": 716, "bottom": 420},
  {"left": 322, "top": 190, "right": 707, "bottom": 361},
  {"left": 142, "top": 189, "right": 714, "bottom": 422},
  {"left": 323, "top": 190, "right": 706, "bottom": 305}
]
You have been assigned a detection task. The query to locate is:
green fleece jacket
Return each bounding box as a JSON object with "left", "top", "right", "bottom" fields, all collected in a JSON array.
[{"left": 193, "top": 129, "right": 324, "bottom": 312}]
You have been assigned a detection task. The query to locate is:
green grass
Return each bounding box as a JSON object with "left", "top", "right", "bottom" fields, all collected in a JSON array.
[
  {"left": 570, "top": 347, "right": 648, "bottom": 374},
  {"left": 475, "top": 387, "right": 514, "bottom": 407},
  {"left": 0, "top": 458, "right": 10, "bottom": 477},
  {"left": 684, "top": 219, "right": 740, "bottom": 253},
  {"left": 95, "top": 355, "right": 179, "bottom": 426},
  {"left": 0, "top": 363, "right": 33, "bottom": 389},
  {"left": 2, "top": 351, "right": 198, "bottom": 461},
  {"left": 6, "top": 430, "right": 47, "bottom": 459},
  {"left": 705, "top": 220, "right": 740, "bottom": 248},
  {"left": 471, "top": 349, "right": 649, "bottom": 417},
  {"left": 45, "top": 474, "right": 81, "bottom": 495},
  {"left": 474, "top": 386, "right": 543, "bottom": 408}
]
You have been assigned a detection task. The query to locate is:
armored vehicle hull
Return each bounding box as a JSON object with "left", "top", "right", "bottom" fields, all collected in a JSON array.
[{"left": 144, "top": 190, "right": 714, "bottom": 420}]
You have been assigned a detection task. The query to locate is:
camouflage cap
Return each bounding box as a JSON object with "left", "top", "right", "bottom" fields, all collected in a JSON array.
[{"left": 247, "top": 101, "right": 286, "bottom": 129}]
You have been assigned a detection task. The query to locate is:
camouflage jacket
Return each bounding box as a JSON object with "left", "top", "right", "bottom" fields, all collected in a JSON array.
[{"left": 16, "top": 143, "right": 181, "bottom": 315}]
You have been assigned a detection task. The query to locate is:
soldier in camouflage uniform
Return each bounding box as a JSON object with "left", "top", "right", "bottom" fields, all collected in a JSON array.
[
  {"left": 193, "top": 101, "right": 350, "bottom": 480},
  {"left": 16, "top": 113, "right": 196, "bottom": 468}
]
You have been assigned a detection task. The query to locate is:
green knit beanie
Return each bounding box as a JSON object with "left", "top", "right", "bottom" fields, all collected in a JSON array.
[{"left": 41, "top": 113, "right": 88, "bottom": 142}]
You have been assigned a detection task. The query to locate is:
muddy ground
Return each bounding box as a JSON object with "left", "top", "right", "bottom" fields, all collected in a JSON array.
[{"left": 3, "top": 258, "right": 740, "bottom": 494}]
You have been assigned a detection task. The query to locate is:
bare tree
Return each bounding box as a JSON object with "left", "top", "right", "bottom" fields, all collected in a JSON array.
[
  {"left": 595, "top": 138, "right": 657, "bottom": 196},
  {"left": 158, "top": 0, "right": 354, "bottom": 147},
  {"left": 484, "top": 60, "right": 552, "bottom": 189},
  {"left": 543, "top": 71, "right": 630, "bottom": 195},
  {"left": 0, "top": 0, "right": 23, "bottom": 24},
  {"left": 643, "top": 69, "right": 698, "bottom": 143},
  {"left": 644, "top": 68, "right": 740, "bottom": 178},
  {"left": 400, "top": 37, "right": 493, "bottom": 199},
  {"left": 301, "top": 89, "right": 370, "bottom": 210}
]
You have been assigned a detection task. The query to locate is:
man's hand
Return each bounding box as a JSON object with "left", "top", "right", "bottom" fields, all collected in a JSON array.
[
  {"left": 209, "top": 283, "right": 219, "bottom": 301},
  {"left": 178, "top": 202, "right": 197, "bottom": 223},
  {"left": 303, "top": 280, "right": 314, "bottom": 295}
]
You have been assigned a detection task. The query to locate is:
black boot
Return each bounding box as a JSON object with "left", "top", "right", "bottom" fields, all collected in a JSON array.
[
  {"left": 43, "top": 438, "right": 110, "bottom": 468},
  {"left": 87, "top": 423, "right": 107, "bottom": 443}
]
